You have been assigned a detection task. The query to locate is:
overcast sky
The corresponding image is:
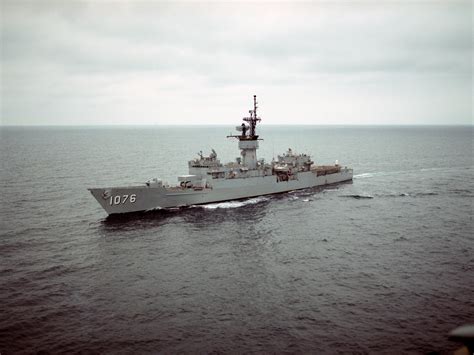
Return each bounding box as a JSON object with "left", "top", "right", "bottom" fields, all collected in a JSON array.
[{"left": 1, "top": 0, "right": 472, "bottom": 126}]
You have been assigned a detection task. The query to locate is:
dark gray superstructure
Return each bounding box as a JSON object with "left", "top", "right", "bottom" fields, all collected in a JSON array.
[{"left": 89, "top": 96, "right": 353, "bottom": 215}]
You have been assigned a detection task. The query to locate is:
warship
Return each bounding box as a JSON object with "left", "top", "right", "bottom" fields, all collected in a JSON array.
[{"left": 88, "top": 96, "right": 353, "bottom": 215}]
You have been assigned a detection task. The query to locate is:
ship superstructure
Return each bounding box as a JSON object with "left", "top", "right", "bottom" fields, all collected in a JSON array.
[{"left": 89, "top": 96, "right": 353, "bottom": 215}]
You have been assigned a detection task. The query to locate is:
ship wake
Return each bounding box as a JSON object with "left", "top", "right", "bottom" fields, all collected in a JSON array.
[{"left": 193, "top": 196, "right": 270, "bottom": 209}]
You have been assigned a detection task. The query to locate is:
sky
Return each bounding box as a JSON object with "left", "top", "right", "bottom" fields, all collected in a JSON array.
[{"left": 0, "top": 0, "right": 472, "bottom": 126}]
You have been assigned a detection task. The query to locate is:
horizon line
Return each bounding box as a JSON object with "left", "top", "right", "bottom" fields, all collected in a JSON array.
[{"left": 1, "top": 123, "right": 472, "bottom": 128}]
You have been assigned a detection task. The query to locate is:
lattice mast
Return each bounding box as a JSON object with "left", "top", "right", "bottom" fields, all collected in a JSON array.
[
  {"left": 243, "top": 95, "right": 261, "bottom": 140},
  {"left": 227, "top": 95, "right": 263, "bottom": 169}
]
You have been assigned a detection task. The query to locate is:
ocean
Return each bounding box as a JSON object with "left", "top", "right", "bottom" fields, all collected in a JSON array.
[{"left": 1, "top": 125, "right": 473, "bottom": 354}]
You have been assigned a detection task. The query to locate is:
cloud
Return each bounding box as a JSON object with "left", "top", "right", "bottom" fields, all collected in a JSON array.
[{"left": 1, "top": 0, "right": 472, "bottom": 125}]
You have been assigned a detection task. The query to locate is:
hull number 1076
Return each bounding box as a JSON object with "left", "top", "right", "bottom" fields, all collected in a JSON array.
[{"left": 110, "top": 194, "right": 137, "bottom": 206}]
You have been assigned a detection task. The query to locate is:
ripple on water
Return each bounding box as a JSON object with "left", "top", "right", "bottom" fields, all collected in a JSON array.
[{"left": 1, "top": 126, "right": 473, "bottom": 354}]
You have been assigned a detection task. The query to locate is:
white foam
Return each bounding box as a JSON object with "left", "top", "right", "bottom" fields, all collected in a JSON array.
[
  {"left": 354, "top": 173, "right": 374, "bottom": 179},
  {"left": 201, "top": 196, "right": 268, "bottom": 209}
]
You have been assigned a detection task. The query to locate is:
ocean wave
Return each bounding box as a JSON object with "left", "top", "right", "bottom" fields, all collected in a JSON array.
[
  {"left": 322, "top": 188, "right": 339, "bottom": 193},
  {"left": 448, "top": 188, "right": 473, "bottom": 197},
  {"left": 413, "top": 192, "right": 438, "bottom": 197},
  {"left": 354, "top": 173, "right": 374, "bottom": 179},
  {"left": 197, "top": 196, "right": 269, "bottom": 209},
  {"left": 354, "top": 166, "right": 471, "bottom": 180},
  {"left": 340, "top": 194, "right": 374, "bottom": 199},
  {"left": 375, "top": 192, "right": 410, "bottom": 198},
  {"left": 371, "top": 191, "right": 438, "bottom": 199},
  {"left": 397, "top": 193, "right": 410, "bottom": 197}
]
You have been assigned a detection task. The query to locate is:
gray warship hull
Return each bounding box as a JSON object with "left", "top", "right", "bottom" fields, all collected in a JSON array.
[{"left": 89, "top": 168, "right": 353, "bottom": 215}]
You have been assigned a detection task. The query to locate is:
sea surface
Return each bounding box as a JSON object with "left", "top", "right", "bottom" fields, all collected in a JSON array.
[{"left": 1, "top": 125, "right": 473, "bottom": 354}]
